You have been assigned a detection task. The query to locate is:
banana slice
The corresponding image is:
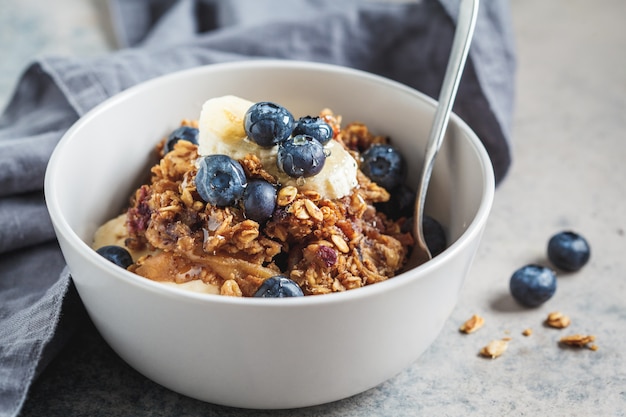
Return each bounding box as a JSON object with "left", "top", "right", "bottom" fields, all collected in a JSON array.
[{"left": 197, "top": 95, "right": 357, "bottom": 199}]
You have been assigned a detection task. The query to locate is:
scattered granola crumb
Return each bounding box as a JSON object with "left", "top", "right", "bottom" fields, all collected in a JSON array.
[
  {"left": 480, "top": 339, "right": 509, "bottom": 359},
  {"left": 522, "top": 328, "right": 533, "bottom": 336},
  {"left": 459, "top": 314, "right": 485, "bottom": 334},
  {"left": 545, "top": 311, "right": 571, "bottom": 329},
  {"left": 589, "top": 344, "right": 599, "bottom": 351},
  {"left": 502, "top": 336, "right": 513, "bottom": 342},
  {"left": 559, "top": 334, "right": 596, "bottom": 348}
]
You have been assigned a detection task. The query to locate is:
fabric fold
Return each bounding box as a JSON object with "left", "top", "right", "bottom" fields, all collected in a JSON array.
[
  {"left": 0, "top": 245, "right": 69, "bottom": 417},
  {"left": 0, "top": 192, "right": 55, "bottom": 254}
]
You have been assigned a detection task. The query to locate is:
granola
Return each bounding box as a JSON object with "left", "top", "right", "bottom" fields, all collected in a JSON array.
[
  {"left": 480, "top": 339, "right": 509, "bottom": 359},
  {"left": 459, "top": 314, "right": 485, "bottom": 334},
  {"left": 98, "top": 108, "right": 414, "bottom": 297},
  {"left": 545, "top": 311, "right": 571, "bottom": 329},
  {"left": 559, "top": 334, "right": 596, "bottom": 348}
]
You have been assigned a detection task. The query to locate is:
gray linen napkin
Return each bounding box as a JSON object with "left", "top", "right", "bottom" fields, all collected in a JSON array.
[{"left": 0, "top": 1, "right": 515, "bottom": 416}]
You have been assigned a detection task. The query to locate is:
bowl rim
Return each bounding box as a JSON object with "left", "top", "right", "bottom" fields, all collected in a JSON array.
[{"left": 44, "top": 59, "right": 495, "bottom": 308}]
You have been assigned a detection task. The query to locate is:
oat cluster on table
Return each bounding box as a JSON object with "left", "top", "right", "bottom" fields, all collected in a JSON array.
[{"left": 459, "top": 311, "right": 598, "bottom": 359}]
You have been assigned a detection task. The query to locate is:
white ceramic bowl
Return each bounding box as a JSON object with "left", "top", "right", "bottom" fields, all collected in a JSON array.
[{"left": 45, "top": 60, "right": 494, "bottom": 409}]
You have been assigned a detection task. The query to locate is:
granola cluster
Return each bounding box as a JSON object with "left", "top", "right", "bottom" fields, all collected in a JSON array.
[
  {"left": 123, "top": 116, "right": 413, "bottom": 297},
  {"left": 460, "top": 311, "right": 599, "bottom": 359}
]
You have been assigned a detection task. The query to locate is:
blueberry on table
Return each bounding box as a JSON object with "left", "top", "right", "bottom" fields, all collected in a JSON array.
[
  {"left": 195, "top": 154, "right": 247, "bottom": 206},
  {"left": 277, "top": 134, "right": 326, "bottom": 178},
  {"left": 244, "top": 102, "right": 294, "bottom": 147},
  {"left": 360, "top": 144, "right": 406, "bottom": 190},
  {"left": 243, "top": 179, "right": 277, "bottom": 223},
  {"left": 293, "top": 116, "right": 334, "bottom": 145},
  {"left": 96, "top": 245, "right": 133, "bottom": 269},
  {"left": 254, "top": 276, "right": 304, "bottom": 298},
  {"left": 510, "top": 264, "right": 557, "bottom": 307},
  {"left": 164, "top": 126, "right": 199, "bottom": 153},
  {"left": 547, "top": 231, "right": 591, "bottom": 272}
]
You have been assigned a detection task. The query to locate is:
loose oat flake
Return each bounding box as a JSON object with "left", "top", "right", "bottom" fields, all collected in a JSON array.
[
  {"left": 480, "top": 339, "right": 509, "bottom": 359},
  {"left": 459, "top": 314, "right": 485, "bottom": 334},
  {"left": 522, "top": 328, "right": 533, "bottom": 336},
  {"left": 545, "top": 311, "right": 571, "bottom": 329},
  {"left": 559, "top": 334, "right": 596, "bottom": 349}
]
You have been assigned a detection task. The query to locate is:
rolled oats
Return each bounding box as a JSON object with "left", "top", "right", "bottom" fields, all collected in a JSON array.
[
  {"left": 292, "top": 200, "right": 311, "bottom": 220},
  {"left": 331, "top": 234, "right": 350, "bottom": 254},
  {"left": 304, "top": 199, "right": 324, "bottom": 222},
  {"left": 221, "top": 279, "right": 243, "bottom": 297},
  {"left": 545, "top": 311, "right": 571, "bottom": 329},
  {"left": 277, "top": 186, "right": 298, "bottom": 206},
  {"left": 559, "top": 334, "right": 596, "bottom": 348},
  {"left": 459, "top": 314, "right": 485, "bottom": 334},
  {"left": 480, "top": 339, "right": 509, "bottom": 359}
]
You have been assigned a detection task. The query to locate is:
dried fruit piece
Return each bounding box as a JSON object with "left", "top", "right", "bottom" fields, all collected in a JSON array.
[
  {"left": 480, "top": 339, "right": 509, "bottom": 359},
  {"left": 545, "top": 311, "right": 571, "bottom": 329},
  {"left": 459, "top": 314, "right": 485, "bottom": 334}
]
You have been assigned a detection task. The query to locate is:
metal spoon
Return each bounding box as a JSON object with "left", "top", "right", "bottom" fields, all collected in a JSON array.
[{"left": 410, "top": 0, "right": 479, "bottom": 267}]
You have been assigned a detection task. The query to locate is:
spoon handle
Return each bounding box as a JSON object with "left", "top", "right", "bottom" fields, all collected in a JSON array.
[
  {"left": 427, "top": 0, "right": 479, "bottom": 160},
  {"left": 414, "top": 0, "right": 479, "bottom": 260}
]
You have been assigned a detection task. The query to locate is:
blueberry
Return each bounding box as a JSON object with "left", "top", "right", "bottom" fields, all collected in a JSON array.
[
  {"left": 244, "top": 102, "right": 294, "bottom": 147},
  {"left": 547, "top": 231, "right": 591, "bottom": 272},
  {"left": 277, "top": 134, "right": 326, "bottom": 178},
  {"left": 403, "top": 215, "right": 447, "bottom": 257},
  {"left": 164, "top": 126, "right": 199, "bottom": 153},
  {"left": 361, "top": 144, "right": 406, "bottom": 190},
  {"left": 423, "top": 215, "right": 447, "bottom": 257},
  {"left": 254, "top": 275, "right": 304, "bottom": 298},
  {"left": 195, "top": 155, "right": 247, "bottom": 206},
  {"left": 293, "top": 116, "right": 333, "bottom": 145},
  {"left": 243, "top": 179, "right": 277, "bottom": 223},
  {"left": 510, "top": 264, "right": 557, "bottom": 307},
  {"left": 376, "top": 183, "right": 415, "bottom": 220},
  {"left": 96, "top": 245, "right": 133, "bottom": 269}
]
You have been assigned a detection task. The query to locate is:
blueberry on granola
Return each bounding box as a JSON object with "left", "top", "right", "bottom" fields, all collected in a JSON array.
[
  {"left": 510, "top": 264, "right": 557, "bottom": 307},
  {"left": 402, "top": 215, "right": 447, "bottom": 257},
  {"left": 96, "top": 245, "right": 133, "bottom": 269},
  {"left": 243, "top": 179, "right": 277, "bottom": 223},
  {"left": 361, "top": 144, "right": 406, "bottom": 190},
  {"left": 195, "top": 154, "right": 247, "bottom": 206},
  {"left": 547, "top": 231, "right": 591, "bottom": 272},
  {"left": 254, "top": 275, "right": 304, "bottom": 298},
  {"left": 423, "top": 215, "right": 447, "bottom": 257},
  {"left": 293, "top": 116, "right": 333, "bottom": 145},
  {"left": 244, "top": 101, "right": 294, "bottom": 147},
  {"left": 376, "top": 183, "right": 415, "bottom": 220},
  {"left": 277, "top": 134, "right": 326, "bottom": 178},
  {"left": 164, "top": 126, "right": 199, "bottom": 153}
]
